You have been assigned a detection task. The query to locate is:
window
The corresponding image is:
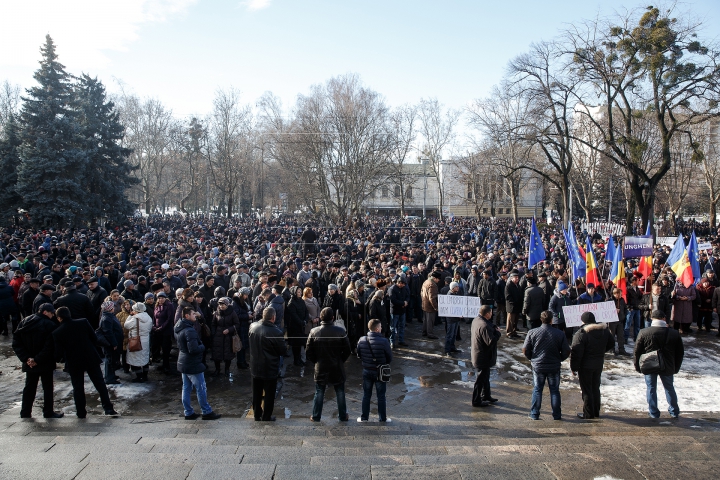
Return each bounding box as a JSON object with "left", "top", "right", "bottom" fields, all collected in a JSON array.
[
  {"left": 381, "top": 187, "right": 389, "bottom": 198},
  {"left": 406, "top": 186, "right": 413, "bottom": 198},
  {"left": 482, "top": 208, "right": 488, "bottom": 214},
  {"left": 394, "top": 185, "right": 401, "bottom": 198},
  {"left": 467, "top": 183, "right": 473, "bottom": 199}
]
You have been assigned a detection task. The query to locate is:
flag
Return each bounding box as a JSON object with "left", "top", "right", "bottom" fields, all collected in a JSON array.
[
  {"left": 667, "top": 234, "right": 693, "bottom": 288},
  {"left": 528, "top": 217, "right": 546, "bottom": 269},
  {"left": 645, "top": 222, "right": 651, "bottom": 237},
  {"left": 568, "top": 223, "right": 586, "bottom": 272},
  {"left": 610, "top": 240, "right": 626, "bottom": 300},
  {"left": 563, "top": 226, "right": 582, "bottom": 283},
  {"left": 637, "top": 255, "right": 653, "bottom": 280},
  {"left": 606, "top": 234, "right": 616, "bottom": 267},
  {"left": 688, "top": 231, "right": 701, "bottom": 285},
  {"left": 585, "top": 237, "right": 601, "bottom": 287}
]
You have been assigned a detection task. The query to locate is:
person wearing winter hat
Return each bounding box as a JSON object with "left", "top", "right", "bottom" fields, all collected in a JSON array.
[
  {"left": 570, "top": 311, "right": 615, "bottom": 419},
  {"left": 548, "top": 280, "right": 573, "bottom": 338},
  {"left": 99, "top": 300, "right": 124, "bottom": 385},
  {"left": 124, "top": 302, "right": 153, "bottom": 383}
]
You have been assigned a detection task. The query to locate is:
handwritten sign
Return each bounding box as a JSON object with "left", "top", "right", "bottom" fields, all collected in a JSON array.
[
  {"left": 698, "top": 242, "right": 712, "bottom": 251},
  {"left": 438, "top": 295, "right": 482, "bottom": 318},
  {"left": 562, "top": 301, "right": 618, "bottom": 328}
]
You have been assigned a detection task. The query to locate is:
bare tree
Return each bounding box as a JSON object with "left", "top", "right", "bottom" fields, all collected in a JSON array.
[
  {"left": 0, "top": 80, "right": 21, "bottom": 134},
  {"left": 387, "top": 104, "right": 418, "bottom": 216},
  {"left": 696, "top": 119, "right": 720, "bottom": 228},
  {"left": 418, "top": 98, "right": 460, "bottom": 219}
]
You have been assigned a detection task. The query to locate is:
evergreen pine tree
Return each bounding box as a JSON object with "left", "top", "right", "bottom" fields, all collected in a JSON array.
[
  {"left": 17, "top": 35, "right": 88, "bottom": 228},
  {"left": 74, "top": 74, "right": 138, "bottom": 225},
  {"left": 0, "top": 114, "right": 23, "bottom": 223}
]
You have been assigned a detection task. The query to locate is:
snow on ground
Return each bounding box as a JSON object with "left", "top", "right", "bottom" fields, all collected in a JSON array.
[{"left": 453, "top": 334, "right": 720, "bottom": 413}]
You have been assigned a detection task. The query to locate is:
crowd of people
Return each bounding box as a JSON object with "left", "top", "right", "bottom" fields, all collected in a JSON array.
[{"left": 3, "top": 214, "right": 713, "bottom": 421}]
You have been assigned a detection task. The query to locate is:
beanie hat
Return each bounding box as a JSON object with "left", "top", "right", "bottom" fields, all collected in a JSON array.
[{"left": 581, "top": 312, "right": 595, "bottom": 324}]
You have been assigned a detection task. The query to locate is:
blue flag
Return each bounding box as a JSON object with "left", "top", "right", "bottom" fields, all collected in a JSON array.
[
  {"left": 606, "top": 234, "right": 615, "bottom": 267},
  {"left": 528, "top": 218, "right": 546, "bottom": 269},
  {"left": 688, "top": 231, "right": 701, "bottom": 285},
  {"left": 567, "top": 222, "right": 586, "bottom": 273},
  {"left": 645, "top": 222, "right": 651, "bottom": 237}
]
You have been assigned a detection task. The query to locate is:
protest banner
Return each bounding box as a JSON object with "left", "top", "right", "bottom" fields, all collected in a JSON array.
[
  {"left": 656, "top": 237, "right": 676, "bottom": 247},
  {"left": 438, "top": 295, "right": 482, "bottom": 318},
  {"left": 623, "top": 236, "right": 654, "bottom": 257},
  {"left": 698, "top": 242, "right": 712, "bottom": 251},
  {"left": 562, "top": 301, "right": 618, "bottom": 328}
]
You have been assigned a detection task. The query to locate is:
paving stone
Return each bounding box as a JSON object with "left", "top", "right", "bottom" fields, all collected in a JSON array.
[
  {"left": 137, "top": 436, "right": 216, "bottom": 445},
  {"left": 240, "top": 452, "right": 312, "bottom": 464},
  {"left": 48, "top": 443, "right": 153, "bottom": 455},
  {"left": 149, "top": 443, "right": 239, "bottom": 454},
  {"left": 83, "top": 452, "right": 243, "bottom": 464},
  {"left": 411, "top": 454, "right": 489, "bottom": 465},
  {"left": 344, "top": 446, "right": 447, "bottom": 456},
  {"left": 0, "top": 462, "right": 87, "bottom": 480},
  {"left": 50, "top": 435, "right": 141, "bottom": 444},
  {"left": 75, "top": 462, "right": 192, "bottom": 480},
  {"left": 273, "top": 465, "right": 371, "bottom": 479},
  {"left": 446, "top": 444, "right": 539, "bottom": 455},
  {"left": 0, "top": 443, "right": 55, "bottom": 455},
  {"left": 370, "top": 465, "right": 462, "bottom": 479},
  {"left": 208, "top": 435, "right": 303, "bottom": 446},
  {"left": 633, "top": 460, "right": 720, "bottom": 480},
  {"left": 546, "top": 460, "right": 646, "bottom": 480},
  {"left": 310, "top": 455, "right": 413, "bottom": 465},
  {"left": 236, "top": 446, "right": 345, "bottom": 456},
  {"left": 457, "top": 463, "right": 557, "bottom": 480},
  {"left": 186, "top": 463, "right": 275, "bottom": 479},
  {"left": 0, "top": 452, "right": 88, "bottom": 463}
]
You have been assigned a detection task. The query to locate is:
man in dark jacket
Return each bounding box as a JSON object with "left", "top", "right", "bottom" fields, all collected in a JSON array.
[
  {"left": 570, "top": 312, "right": 615, "bottom": 419},
  {"left": 175, "top": 307, "right": 221, "bottom": 420},
  {"left": 12, "top": 303, "right": 63, "bottom": 418},
  {"left": 639, "top": 283, "right": 672, "bottom": 330},
  {"left": 471, "top": 305, "right": 501, "bottom": 407},
  {"left": 53, "top": 283, "right": 96, "bottom": 328},
  {"left": 444, "top": 282, "right": 464, "bottom": 355},
  {"left": 625, "top": 277, "right": 644, "bottom": 341},
  {"left": 387, "top": 277, "right": 410, "bottom": 348},
  {"left": 98, "top": 301, "right": 123, "bottom": 385},
  {"left": 32, "top": 284, "right": 55, "bottom": 314},
  {"left": 522, "top": 277, "right": 545, "bottom": 330},
  {"left": 477, "top": 270, "right": 496, "bottom": 307},
  {"left": 248, "top": 306, "right": 287, "bottom": 421},
  {"left": 306, "top": 307, "right": 352, "bottom": 422},
  {"left": 52, "top": 306, "right": 116, "bottom": 418},
  {"left": 494, "top": 271, "right": 507, "bottom": 327},
  {"left": 86, "top": 277, "right": 108, "bottom": 327},
  {"left": 577, "top": 283, "right": 603, "bottom": 304},
  {"left": 505, "top": 270, "right": 523, "bottom": 338},
  {"left": 356, "top": 317, "right": 392, "bottom": 422},
  {"left": 20, "top": 277, "right": 41, "bottom": 318},
  {"left": 523, "top": 310, "right": 570, "bottom": 420},
  {"left": 0, "top": 275, "right": 18, "bottom": 335},
  {"left": 633, "top": 309, "right": 684, "bottom": 418}
]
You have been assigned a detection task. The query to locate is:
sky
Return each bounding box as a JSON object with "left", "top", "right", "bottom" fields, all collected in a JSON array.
[{"left": 2, "top": 0, "right": 719, "bottom": 120}]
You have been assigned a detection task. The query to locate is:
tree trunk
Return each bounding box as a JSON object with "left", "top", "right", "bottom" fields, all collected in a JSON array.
[
  {"left": 508, "top": 181, "right": 519, "bottom": 221},
  {"left": 710, "top": 199, "right": 717, "bottom": 230},
  {"left": 560, "top": 175, "right": 570, "bottom": 226},
  {"left": 625, "top": 198, "right": 635, "bottom": 236}
]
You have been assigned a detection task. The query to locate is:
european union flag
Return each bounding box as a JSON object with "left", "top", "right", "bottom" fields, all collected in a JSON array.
[
  {"left": 688, "top": 231, "right": 701, "bottom": 285},
  {"left": 528, "top": 217, "right": 546, "bottom": 269}
]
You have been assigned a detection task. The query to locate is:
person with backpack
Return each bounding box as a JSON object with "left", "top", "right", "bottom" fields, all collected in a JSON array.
[{"left": 356, "top": 318, "right": 393, "bottom": 423}]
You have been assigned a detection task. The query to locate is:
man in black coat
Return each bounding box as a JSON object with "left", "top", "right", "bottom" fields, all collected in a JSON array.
[
  {"left": 633, "top": 309, "right": 684, "bottom": 418},
  {"left": 86, "top": 277, "right": 108, "bottom": 327},
  {"left": 12, "top": 303, "right": 63, "bottom": 418},
  {"left": 570, "top": 311, "right": 615, "bottom": 419},
  {"left": 505, "top": 270, "right": 523, "bottom": 338},
  {"left": 32, "top": 284, "right": 55, "bottom": 314},
  {"left": 248, "top": 306, "right": 287, "bottom": 421},
  {"left": 53, "top": 283, "right": 96, "bottom": 328},
  {"left": 356, "top": 318, "right": 392, "bottom": 422},
  {"left": 306, "top": 307, "right": 352, "bottom": 422},
  {"left": 471, "top": 305, "right": 502, "bottom": 407},
  {"left": 20, "top": 277, "right": 41, "bottom": 318},
  {"left": 52, "top": 306, "right": 117, "bottom": 418},
  {"left": 522, "top": 277, "right": 545, "bottom": 330}
]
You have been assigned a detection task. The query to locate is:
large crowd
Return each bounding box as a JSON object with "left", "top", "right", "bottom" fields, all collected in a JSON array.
[{"left": 2, "top": 214, "right": 717, "bottom": 421}]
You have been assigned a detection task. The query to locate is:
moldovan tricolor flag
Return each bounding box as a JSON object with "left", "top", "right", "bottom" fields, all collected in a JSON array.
[
  {"left": 667, "top": 234, "right": 693, "bottom": 288},
  {"left": 610, "top": 242, "right": 626, "bottom": 300},
  {"left": 637, "top": 255, "right": 653, "bottom": 280},
  {"left": 585, "top": 237, "right": 600, "bottom": 287}
]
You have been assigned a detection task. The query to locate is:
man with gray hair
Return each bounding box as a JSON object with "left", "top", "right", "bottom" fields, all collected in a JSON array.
[{"left": 248, "top": 306, "right": 287, "bottom": 421}]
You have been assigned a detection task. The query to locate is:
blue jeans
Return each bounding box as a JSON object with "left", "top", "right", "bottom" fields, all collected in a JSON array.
[
  {"left": 530, "top": 369, "right": 561, "bottom": 420},
  {"left": 311, "top": 382, "right": 347, "bottom": 421},
  {"left": 390, "top": 313, "right": 406, "bottom": 345},
  {"left": 625, "top": 309, "right": 641, "bottom": 340},
  {"left": 103, "top": 349, "right": 117, "bottom": 383},
  {"left": 445, "top": 321, "right": 459, "bottom": 352},
  {"left": 361, "top": 369, "right": 387, "bottom": 421},
  {"left": 645, "top": 374, "right": 679, "bottom": 418},
  {"left": 182, "top": 373, "right": 213, "bottom": 417}
]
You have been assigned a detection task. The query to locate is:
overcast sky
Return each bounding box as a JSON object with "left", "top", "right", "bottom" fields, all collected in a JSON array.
[{"left": 3, "top": 0, "right": 719, "bottom": 119}]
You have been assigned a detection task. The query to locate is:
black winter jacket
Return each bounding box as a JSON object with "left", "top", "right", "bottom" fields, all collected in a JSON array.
[
  {"left": 356, "top": 331, "right": 392, "bottom": 370},
  {"left": 53, "top": 288, "right": 96, "bottom": 328},
  {"left": 99, "top": 312, "right": 124, "bottom": 349},
  {"left": 12, "top": 313, "right": 57, "bottom": 373},
  {"left": 305, "top": 322, "right": 351, "bottom": 385},
  {"left": 505, "top": 281, "right": 523, "bottom": 314},
  {"left": 633, "top": 325, "right": 684, "bottom": 376},
  {"left": 248, "top": 320, "right": 286, "bottom": 379},
  {"left": 175, "top": 318, "right": 206, "bottom": 375},
  {"left": 387, "top": 284, "right": 409, "bottom": 315},
  {"left": 570, "top": 322, "right": 615, "bottom": 372}
]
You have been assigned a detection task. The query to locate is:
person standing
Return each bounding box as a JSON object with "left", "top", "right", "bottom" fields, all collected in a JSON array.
[
  {"left": 633, "top": 310, "right": 684, "bottom": 418},
  {"left": 152, "top": 291, "right": 176, "bottom": 374},
  {"left": 444, "top": 282, "right": 464, "bottom": 355},
  {"left": 671, "top": 281, "right": 696, "bottom": 334},
  {"left": 494, "top": 271, "right": 507, "bottom": 327},
  {"left": 609, "top": 288, "right": 629, "bottom": 356},
  {"left": 124, "top": 302, "right": 153, "bottom": 383},
  {"left": 175, "top": 307, "right": 221, "bottom": 420},
  {"left": 420, "top": 271, "right": 441, "bottom": 339},
  {"left": 387, "top": 277, "right": 410, "bottom": 348},
  {"left": 471, "top": 305, "right": 501, "bottom": 407},
  {"left": 52, "top": 306, "right": 117, "bottom": 418},
  {"left": 570, "top": 312, "right": 615, "bottom": 420},
  {"left": 523, "top": 311, "right": 570, "bottom": 420},
  {"left": 12, "top": 303, "right": 63, "bottom": 418},
  {"left": 98, "top": 301, "right": 123, "bottom": 385},
  {"left": 0, "top": 274, "right": 18, "bottom": 336},
  {"left": 248, "top": 306, "right": 287, "bottom": 421},
  {"left": 356, "top": 318, "right": 392, "bottom": 423},
  {"left": 505, "top": 270, "right": 523, "bottom": 338},
  {"left": 211, "top": 297, "right": 240, "bottom": 377},
  {"left": 522, "top": 277, "right": 545, "bottom": 330},
  {"left": 625, "top": 277, "right": 644, "bottom": 341},
  {"left": 306, "top": 307, "right": 352, "bottom": 422}
]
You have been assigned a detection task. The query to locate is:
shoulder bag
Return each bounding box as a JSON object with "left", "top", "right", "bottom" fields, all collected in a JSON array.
[
  {"left": 638, "top": 328, "right": 670, "bottom": 375},
  {"left": 365, "top": 337, "right": 391, "bottom": 382},
  {"left": 127, "top": 316, "right": 142, "bottom": 352},
  {"left": 232, "top": 331, "right": 242, "bottom": 353}
]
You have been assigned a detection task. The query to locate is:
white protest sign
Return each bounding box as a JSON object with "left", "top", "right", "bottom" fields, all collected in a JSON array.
[
  {"left": 656, "top": 237, "right": 676, "bottom": 247},
  {"left": 698, "top": 242, "right": 712, "bottom": 251},
  {"left": 562, "top": 301, "right": 618, "bottom": 328},
  {"left": 438, "top": 295, "right": 483, "bottom": 318}
]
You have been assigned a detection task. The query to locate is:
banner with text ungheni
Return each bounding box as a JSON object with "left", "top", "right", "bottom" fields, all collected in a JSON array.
[
  {"left": 562, "top": 301, "right": 618, "bottom": 328},
  {"left": 438, "top": 295, "right": 482, "bottom": 318}
]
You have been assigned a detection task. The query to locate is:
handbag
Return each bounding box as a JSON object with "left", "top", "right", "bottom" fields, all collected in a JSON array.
[
  {"left": 201, "top": 321, "right": 211, "bottom": 339},
  {"left": 365, "top": 337, "right": 391, "bottom": 382},
  {"left": 639, "top": 328, "right": 670, "bottom": 374},
  {"left": 232, "top": 333, "right": 242, "bottom": 353},
  {"left": 127, "top": 316, "right": 143, "bottom": 352}
]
